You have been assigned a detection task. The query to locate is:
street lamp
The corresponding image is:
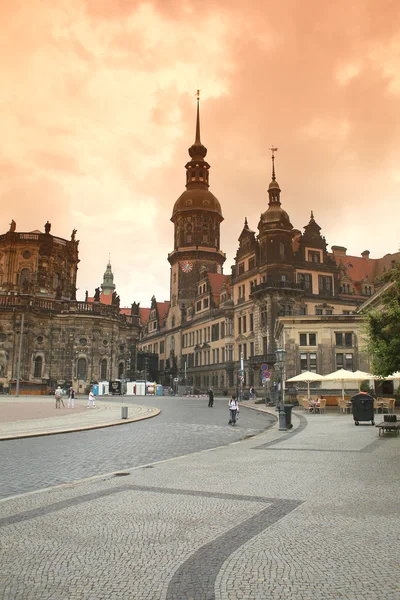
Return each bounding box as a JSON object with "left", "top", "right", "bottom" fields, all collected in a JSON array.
[{"left": 275, "top": 348, "right": 286, "bottom": 431}]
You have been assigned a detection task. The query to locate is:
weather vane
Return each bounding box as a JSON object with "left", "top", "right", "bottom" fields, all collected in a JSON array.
[{"left": 270, "top": 146, "right": 278, "bottom": 157}]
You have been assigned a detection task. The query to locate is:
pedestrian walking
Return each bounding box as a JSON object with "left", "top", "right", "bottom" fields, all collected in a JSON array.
[
  {"left": 54, "top": 386, "right": 65, "bottom": 409},
  {"left": 228, "top": 395, "right": 239, "bottom": 426},
  {"left": 68, "top": 387, "right": 75, "bottom": 409},
  {"left": 208, "top": 387, "right": 214, "bottom": 407},
  {"left": 87, "top": 390, "right": 96, "bottom": 408}
]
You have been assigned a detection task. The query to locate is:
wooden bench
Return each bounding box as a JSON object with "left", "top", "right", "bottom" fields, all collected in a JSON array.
[{"left": 376, "top": 422, "right": 400, "bottom": 437}]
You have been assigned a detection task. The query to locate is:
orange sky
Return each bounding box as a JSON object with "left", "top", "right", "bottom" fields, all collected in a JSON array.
[{"left": 2, "top": 0, "right": 400, "bottom": 307}]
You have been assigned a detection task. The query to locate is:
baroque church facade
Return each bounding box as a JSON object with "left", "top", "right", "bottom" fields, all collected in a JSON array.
[
  {"left": 138, "top": 98, "right": 400, "bottom": 395},
  {"left": 0, "top": 223, "right": 140, "bottom": 394}
]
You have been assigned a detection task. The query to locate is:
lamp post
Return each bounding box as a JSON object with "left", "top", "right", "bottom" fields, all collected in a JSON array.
[{"left": 275, "top": 347, "right": 286, "bottom": 431}]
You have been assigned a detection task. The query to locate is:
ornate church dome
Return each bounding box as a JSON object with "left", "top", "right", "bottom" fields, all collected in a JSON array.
[{"left": 172, "top": 189, "right": 222, "bottom": 218}]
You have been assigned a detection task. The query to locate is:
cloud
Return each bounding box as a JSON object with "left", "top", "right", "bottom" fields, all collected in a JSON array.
[{"left": 1, "top": 0, "right": 400, "bottom": 305}]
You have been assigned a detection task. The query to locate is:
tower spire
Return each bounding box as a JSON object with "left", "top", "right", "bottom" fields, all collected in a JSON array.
[
  {"left": 270, "top": 146, "right": 278, "bottom": 181},
  {"left": 195, "top": 89, "right": 201, "bottom": 144}
]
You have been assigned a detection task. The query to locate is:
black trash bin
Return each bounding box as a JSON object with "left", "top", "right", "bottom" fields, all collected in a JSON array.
[
  {"left": 350, "top": 393, "right": 374, "bottom": 426},
  {"left": 283, "top": 404, "right": 293, "bottom": 429}
]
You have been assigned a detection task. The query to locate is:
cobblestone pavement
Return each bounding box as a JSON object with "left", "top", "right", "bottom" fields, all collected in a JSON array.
[
  {"left": 0, "top": 396, "right": 159, "bottom": 440},
  {"left": 0, "top": 406, "right": 398, "bottom": 599},
  {"left": 0, "top": 396, "right": 274, "bottom": 499}
]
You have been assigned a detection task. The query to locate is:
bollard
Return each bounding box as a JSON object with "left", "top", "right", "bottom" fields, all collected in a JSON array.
[{"left": 121, "top": 406, "right": 128, "bottom": 419}]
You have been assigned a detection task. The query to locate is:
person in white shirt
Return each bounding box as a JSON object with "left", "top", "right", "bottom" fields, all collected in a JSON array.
[
  {"left": 68, "top": 387, "right": 75, "bottom": 409},
  {"left": 87, "top": 390, "right": 96, "bottom": 408},
  {"left": 228, "top": 395, "right": 239, "bottom": 425}
]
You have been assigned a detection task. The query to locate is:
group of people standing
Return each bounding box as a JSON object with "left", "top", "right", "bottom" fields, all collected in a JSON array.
[
  {"left": 54, "top": 387, "right": 96, "bottom": 409},
  {"left": 208, "top": 388, "right": 240, "bottom": 425},
  {"left": 54, "top": 386, "right": 75, "bottom": 409}
]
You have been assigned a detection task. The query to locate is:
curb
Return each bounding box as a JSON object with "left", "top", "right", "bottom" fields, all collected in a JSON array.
[{"left": 0, "top": 408, "right": 161, "bottom": 442}]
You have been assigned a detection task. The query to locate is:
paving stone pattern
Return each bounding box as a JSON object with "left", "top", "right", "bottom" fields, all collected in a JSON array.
[
  {"left": 0, "top": 404, "right": 399, "bottom": 599},
  {"left": 0, "top": 396, "right": 274, "bottom": 499}
]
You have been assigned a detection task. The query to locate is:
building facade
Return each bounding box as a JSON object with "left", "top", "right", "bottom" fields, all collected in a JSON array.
[
  {"left": 0, "top": 222, "right": 140, "bottom": 394},
  {"left": 139, "top": 101, "right": 400, "bottom": 395}
]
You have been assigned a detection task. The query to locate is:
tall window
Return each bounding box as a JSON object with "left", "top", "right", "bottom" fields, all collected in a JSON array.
[
  {"left": 335, "top": 333, "right": 353, "bottom": 347},
  {"left": 249, "top": 313, "right": 254, "bottom": 331},
  {"left": 100, "top": 359, "right": 107, "bottom": 380},
  {"left": 250, "top": 342, "right": 254, "bottom": 357},
  {"left": 298, "top": 273, "right": 312, "bottom": 292},
  {"left": 300, "top": 353, "right": 317, "bottom": 373},
  {"left": 336, "top": 353, "right": 354, "bottom": 370},
  {"left": 237, "top": 316, "right": 242, "bottom": 334},
  {"left": 77, "top": 358, "right": 87, "bottom": 379},
  {"left": 299, "top": 333, "right": 316, "bottom": 346},
  {"left": 33, "top": 356, "right": 42, "bottom": 378},
  {"left": 20, "top": 268, "right": 30, "bottom": 285},
  {"left": 262, "top": 337, "right": 268, "bottom": 354},
  {"left": 242, "top": 315, "right": 247, "bottom": 333},
  {"left": 318, "top": 275, "right": 333, "bottom": 295},
  {"left": 118, "top": 362, "right": 124, "bottom": 378},
  {"left": 260, "top": 305, "right": 267, "bottom": 327}
]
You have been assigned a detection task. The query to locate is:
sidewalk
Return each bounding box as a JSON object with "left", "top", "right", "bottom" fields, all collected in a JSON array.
[
  {"left": 0, "top": 396, "right": 160, "bottom": 440},
  {"left": 0, "top": 401, "right": 398, "bottom": 600}
]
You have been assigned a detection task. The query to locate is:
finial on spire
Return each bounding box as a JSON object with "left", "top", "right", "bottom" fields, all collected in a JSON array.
[
  {"left": 270, "top": 146, "right": 278, "bottom": 181},
  {"left": 310, "top": 210, "right": 314, "bottom": 220},
  {"left": 244, "top": 217, "right": 248, "bottom": 227},
  {"left": 195, "top": 89, "right": 201, "bottom": 144}
]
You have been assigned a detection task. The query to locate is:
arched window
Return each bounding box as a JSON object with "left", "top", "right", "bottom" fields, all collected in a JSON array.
[
  {"left": 34, "top": 356, "right": 42, "bottom": 378},
  {"left": 118, "top": 362, "right": 124, "bottom": 378},
  {"left": 100, "top": 359, "right": 107, "bottom": 380},
  {"left": 77, "top": 358, "right": 87, "bottom": 380},
  {"left": 20, "top": 269, "right": 30, "bottom": 284}
]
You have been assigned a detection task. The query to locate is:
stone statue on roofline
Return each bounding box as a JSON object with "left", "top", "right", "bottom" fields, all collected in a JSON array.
[
  {"left": 112, "top": 291, "right": 120, "bottom": 308},
  {"left": 71, "top": 228, "right": 77, "bottom": 241},
  {"left": 94, "top": 287, "right": 101, "bottom": 302},
  {"left": 9, "top": 219, "right": 16, "bottom": 232},
  {"left": 85, "top": 290, "right": 88, "bottom": 302},
  {"left": 130, "top": 302, "right": 140, "bottom": 316},
  {"left": 44, "top": 221, "right": 51, "bottom": 234}
]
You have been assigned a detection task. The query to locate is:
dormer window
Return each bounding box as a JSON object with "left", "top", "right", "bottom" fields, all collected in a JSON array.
[
  {"left": 238, "top": 262, "right": 245, "bottom": 275},
  {"left": 308, "top": 251, "right": 321, "bottom": 263}
]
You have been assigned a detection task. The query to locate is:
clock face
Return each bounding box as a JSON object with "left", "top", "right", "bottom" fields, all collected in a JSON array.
[{"left": 181, "top": 261, "right": 193, "bottom": 273}]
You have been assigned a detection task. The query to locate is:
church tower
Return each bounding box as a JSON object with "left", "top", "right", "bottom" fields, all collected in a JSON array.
[
  {"left": 257, "top": 148, "right": 295, "bottom": 282},
  {"left": 101, "top": 260, "right": 116, "bottom": 296},
  {"left": 168, "top": 93, "right": 226, "bottom": 321}
]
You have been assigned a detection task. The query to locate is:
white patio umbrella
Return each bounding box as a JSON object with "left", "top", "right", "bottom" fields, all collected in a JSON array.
[
  {"left": 286, "top": 371, "right": 325, "bottom": 399},
  {"left": 322, "top": 368, "right": 377, "bottom": 402},
  {"left": 383, "top": 371, "right": 400, "bottom": 380}
]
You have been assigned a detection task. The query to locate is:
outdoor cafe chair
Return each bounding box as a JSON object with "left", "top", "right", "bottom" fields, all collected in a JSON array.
[{"left": 314, "top": 399, "right": 326, "bottom": 414}]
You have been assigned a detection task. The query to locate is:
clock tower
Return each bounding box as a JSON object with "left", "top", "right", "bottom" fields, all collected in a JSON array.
[{"left": 168, "top": 93, "right": 225, "bottom": 322}]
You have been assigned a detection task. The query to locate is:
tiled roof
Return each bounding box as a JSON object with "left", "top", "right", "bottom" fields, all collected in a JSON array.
[
  {"left": 86, "top": 292, "right": 113, "bottom": 305},
  {"left": 331, "top": 251, "right": 400, "bottom": 284},
  {"left": 208, "top": 273, "right": 231, "bottom": 306},
  {"left": 156, "top": 301, "right": 170, "bottom": 319},
  {"left": 139, "top": 307, "right": 150, "bottom": 324}
]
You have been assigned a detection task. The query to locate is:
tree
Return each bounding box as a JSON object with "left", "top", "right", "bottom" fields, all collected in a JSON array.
[{"left": 365, "top": 260, "right": 400, "bottom": 377}]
